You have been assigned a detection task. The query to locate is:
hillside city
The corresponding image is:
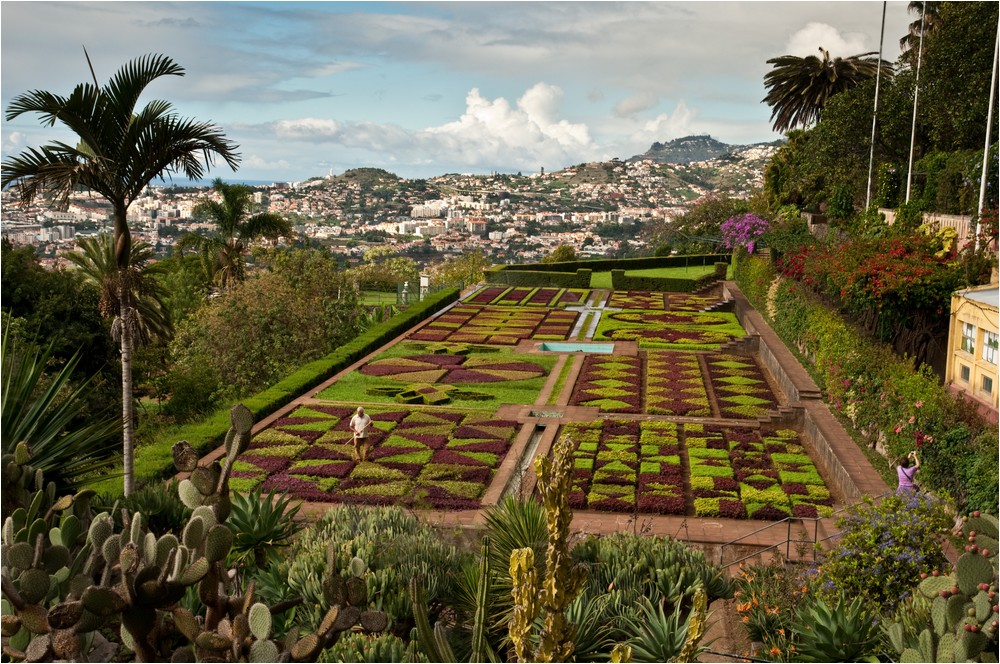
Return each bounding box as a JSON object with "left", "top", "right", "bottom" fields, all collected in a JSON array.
[{"left": 1, "top": 137, "right": 778, "bottom": 269}]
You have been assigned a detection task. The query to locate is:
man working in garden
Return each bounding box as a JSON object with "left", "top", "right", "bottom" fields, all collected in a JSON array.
[
  {"left": 896, "top": 450, "right": 920, "bottom": 494},
  {"left": 350, "top": 406, "right": 373, "bottom": 462}
]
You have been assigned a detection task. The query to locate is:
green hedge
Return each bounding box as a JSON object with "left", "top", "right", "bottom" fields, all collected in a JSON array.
[
  {"left": 484, "top": 268, "right": 591, "bottom": 287},
  {"left": 610, "top": 262, "right": 727, "bottom": 292},
  {"left": 96, "top": 288, "right": 461, "bottom": 495},
  {"left": 733, "top": 253, "right": 997, "bottom": 513},
  {"left": 486, "top": 253, "right": 729, "bottom": 275}
]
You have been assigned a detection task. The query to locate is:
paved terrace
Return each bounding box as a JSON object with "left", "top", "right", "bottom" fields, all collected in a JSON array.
[{"left": 194, "top": 282, "right": 890, "bottom": 568}]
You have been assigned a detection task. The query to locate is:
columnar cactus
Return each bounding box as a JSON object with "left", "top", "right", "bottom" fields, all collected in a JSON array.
[
  {"left": 888, "top": 512, "right": 1000, "bottom": 663},
  {"left": 508, "top": 435, "right": 588, "bottom": 663}
]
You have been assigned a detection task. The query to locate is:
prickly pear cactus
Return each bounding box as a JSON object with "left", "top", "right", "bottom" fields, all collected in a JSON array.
[
  {"left": 1, "top": 418, "right": 387, "bottom": 663},
  {"left": 890, "top": 511, "right": 1000, "bottom": 663}
]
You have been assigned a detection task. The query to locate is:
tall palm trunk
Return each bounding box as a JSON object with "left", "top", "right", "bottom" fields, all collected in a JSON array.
[{"left": 114, "top": 207, "right": 137, "bottom": 496}]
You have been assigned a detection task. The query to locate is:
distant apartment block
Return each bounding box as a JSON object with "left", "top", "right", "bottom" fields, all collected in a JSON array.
[{"left": 945, "top": 280, "right": 999, "bottom": 423}]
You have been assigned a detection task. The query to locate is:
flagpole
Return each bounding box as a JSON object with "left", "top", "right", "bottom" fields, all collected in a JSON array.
[
  {"left": 905, "top": 1, "right": 927, "bottom": 203},
  {"left": 866, "top": 1, "right": 887, "bottom": 211},
  {"left": 975, "top": 20, "right": 999, "bottom": 251}
]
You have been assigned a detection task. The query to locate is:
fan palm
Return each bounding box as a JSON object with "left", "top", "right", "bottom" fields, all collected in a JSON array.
[
  {"left": 762, "top": 47, "right": 890, "bottom": 133},
  {"left": 180, "top": 178, "right": 292, "bottom": 288},
  {"left": 64, "top": 235, "right": 172, "bottom": 347},
  {"left": 1, "top": 51, "right": 240, "bottom": 495}
]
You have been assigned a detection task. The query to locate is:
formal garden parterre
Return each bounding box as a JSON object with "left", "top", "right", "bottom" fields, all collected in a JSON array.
[{"left": 231, "top": 404, "right": 518, "bottom": 509}]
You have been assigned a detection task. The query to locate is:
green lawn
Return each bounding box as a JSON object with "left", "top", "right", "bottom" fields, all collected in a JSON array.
[
  {"left": 360, "top": 290, "right": 399, "bottom": 305},
  {"left": 317, "top": 341, "right": 559, "bottom": 408},
  {"left": 589, "top": 263, "right": 726, "bottom": 289}
]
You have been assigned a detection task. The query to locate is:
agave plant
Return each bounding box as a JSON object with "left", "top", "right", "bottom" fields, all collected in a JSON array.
[
  {"left": 790, "top": 594, "right": 880, "bottom": 662},
  {"left": 621, "top": 595, "right": 712, "bottom": 662},
  {"left": 1, "top": 328, "right": 119, "bottom": 506},
  {"left": 226, "top": 486, "right": 302, "bottom": 569}
]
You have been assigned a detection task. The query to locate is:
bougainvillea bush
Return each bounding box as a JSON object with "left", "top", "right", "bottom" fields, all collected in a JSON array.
[
  {"left": 705, "top": 353, "right": 781, "bottom": 419},
  {"left": 568, "top": 354, "right": 642, "bottom": 412},
  {"left": 408, "top": 305, "right": 578, "bottom": 345},
  {"left": 318, "top": 342, "right": 556, "bottom": 407},
  {"left": 594, "top": 310, "right": 746, "bottom": 349},
  {"left": 558, "top": 420, "right": 832, "bottom": 520},
  {"left": 231, "top": 404, "right": 519, "bottom": 509}
]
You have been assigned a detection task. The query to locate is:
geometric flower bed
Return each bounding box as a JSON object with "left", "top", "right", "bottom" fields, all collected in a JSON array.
[
  {"left": 645, "top": 351, "right": 711, "bottom": 416},
  {"left": 359, "top": 353, "right": 546, "bottom": 384},
  {"left": 568, "top": 355, "right": 642, "bottom": 413},
  {"left": 408, "top": 305, "right": 579, "bottom": 345},
  {"left": 560, "top": 419, "right": 686, "bottom": 515},
  {"left": 706, "top": 353, "right": 780, "bottom": 419},
  {"left": 317, "top": 343, "right": 556, "bottom": 407},
  {"left": 231, "top": 405, "right": 519, "bottom": 510},
  {"left": 726, "top": 426, "right": 833, "bottom": 519},
  {"left": 463, "top": 286, "right": 591, "bottom": 308},
  {"left": 607, "top": 290, "right": 668, "bottom": 310},
  {"left": 594, "top": 310, "right": 746, "bottom": 349},
  {"left": 668, "top": 293, "right": 722, "bottom": 311},
  {"left": 556, "top": 420, "right": 831, "bottom": 520}
]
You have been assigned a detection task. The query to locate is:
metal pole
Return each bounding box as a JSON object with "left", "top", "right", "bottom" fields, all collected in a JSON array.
[
  {"left": 866, "top": 2, "right": 888, "bottom": 211},
  {"left": 976, "top": 22, "right": 999, "bottom": 250},
  {"left": 906, "top": 2, "right": 928, "bottom": 203}
]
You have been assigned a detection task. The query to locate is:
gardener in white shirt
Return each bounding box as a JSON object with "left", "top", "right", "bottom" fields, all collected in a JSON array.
[{"left": 350, "top": 406, "right": 373, "bottom": 461}]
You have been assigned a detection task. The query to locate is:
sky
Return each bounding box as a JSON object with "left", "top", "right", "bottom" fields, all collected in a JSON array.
[{"left": 1, "top": 1, "right": 915, "bottom": 183}]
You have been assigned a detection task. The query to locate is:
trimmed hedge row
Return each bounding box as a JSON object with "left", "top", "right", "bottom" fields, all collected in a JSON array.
[
  {"left": 484, "top": 268, "right": 592, "bottom": 288},
  {"left": 108, "top": 288, "right": 462, "bottom": 493},
  {"left": 486, "top": 253, "right": 730, "bottom": 275},
  {"left": 611, "top": 262, "right": 728, "bottom": 292}
]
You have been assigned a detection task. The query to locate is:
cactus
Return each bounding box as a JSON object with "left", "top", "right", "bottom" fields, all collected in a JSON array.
[
  {"left": 1, "top": 413, "right": 389, "bottom": 663},
  {"left": 887, "top": 512, "right": 1000, "bottom": 663},
  {"left": 508, "top": 435, "right": 588, "bottom": 663}
]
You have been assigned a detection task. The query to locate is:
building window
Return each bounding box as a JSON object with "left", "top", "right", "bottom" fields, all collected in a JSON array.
[
  {"left": 984, "top": 376, "right": 994, "bottom": 395},
  {"left": 984, "top": 331, "right": 998, "bottom": 365},
  {"left": 961, "top": 322, "right": 977, "bottom": 354},
  {"left": 960, "top": 364, "right": 971, "bottom": 382}
]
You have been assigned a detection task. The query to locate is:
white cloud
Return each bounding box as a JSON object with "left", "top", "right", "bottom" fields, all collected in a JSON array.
[
  {"left": 614, "top": 92, "right": 660, "bottom": 119},
  {"left": 629, "top": 101, "right": 698, "bottom": 145},
  {"left": 785, "top": 22, "right": 869, "bottom": 58},
  {"left": 243, "top": 154, "right": 291, "bottom": 171},
  {"left": 3, "top": 131, "right": 25, "bottom": 154},
  {"left": 273, "top": 118, "right": 341, "bottom": 139}
]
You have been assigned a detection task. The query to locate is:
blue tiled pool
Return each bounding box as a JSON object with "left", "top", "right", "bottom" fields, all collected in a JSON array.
[{"left": 539, "top": 342, "right": 615, "bottom": 353}]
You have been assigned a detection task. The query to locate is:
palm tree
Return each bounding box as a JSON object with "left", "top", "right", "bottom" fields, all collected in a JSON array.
[
  {"left": 180, "top": 178, "right": 292, "bottom": 288},
  {"left": 65, "top": 235, "right": 173, "bottom": 347},
  {"left": 762, "top": 47, "right": 890, "bottom": 133},
  {"left": 1, "top": 52, "right": 240, "bottom": 495},
  {"left": 899, "top": 1, "right": 942, "bottom": 58}
]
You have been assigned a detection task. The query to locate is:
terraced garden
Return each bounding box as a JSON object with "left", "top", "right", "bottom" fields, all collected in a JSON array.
[{"left": 234, "top": 285, "right": 839, "bottom": 521}]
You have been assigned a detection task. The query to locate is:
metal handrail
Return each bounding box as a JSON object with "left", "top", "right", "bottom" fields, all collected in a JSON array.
[{"left": 718, "top": 490, "right": 894, "bottom": 569}]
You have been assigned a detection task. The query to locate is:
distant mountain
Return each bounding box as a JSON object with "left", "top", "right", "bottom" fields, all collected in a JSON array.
[{"left": 630, "top": 135, "right": 779, "bottom": 165}]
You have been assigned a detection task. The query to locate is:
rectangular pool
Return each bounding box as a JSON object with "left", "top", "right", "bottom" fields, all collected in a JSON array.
[{"left": 539, "top": 342, "right": 615, "bottom": 353}]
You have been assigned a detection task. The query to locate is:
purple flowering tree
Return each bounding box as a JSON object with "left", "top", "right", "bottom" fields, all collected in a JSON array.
[{"left": 720, "top": 213, "right": 770, "bottom": 253}]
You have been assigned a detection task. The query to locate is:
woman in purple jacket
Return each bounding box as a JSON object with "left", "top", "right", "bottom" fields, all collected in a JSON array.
[{"left": 896, "top": 450, "right": 921, "bottom": 495}]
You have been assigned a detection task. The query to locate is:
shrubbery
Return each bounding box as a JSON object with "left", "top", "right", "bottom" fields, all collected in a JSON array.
[{"left": 734, "top": 253, "right": 998, "bottom": 513}]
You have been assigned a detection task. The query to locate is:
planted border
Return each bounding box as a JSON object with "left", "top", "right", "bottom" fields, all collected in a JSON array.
[
  {"left": 706, "top": 353, "right": 780, "bottom": 420},
  {"left": 645, "top": 351, "right": 711, "bottom": 417}
]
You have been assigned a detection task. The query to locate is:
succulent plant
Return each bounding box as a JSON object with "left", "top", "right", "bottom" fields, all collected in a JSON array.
[
  {"left": 1, "top": 408, "right": 388, "bottom": 663},
  {"left": 888, "top": 512, "right": 1000, "bottom": 663}
]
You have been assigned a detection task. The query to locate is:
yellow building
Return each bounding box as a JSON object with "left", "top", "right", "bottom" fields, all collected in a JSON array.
[{"left": 946, "top": 281, "right": 999, "bottom": 424}]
